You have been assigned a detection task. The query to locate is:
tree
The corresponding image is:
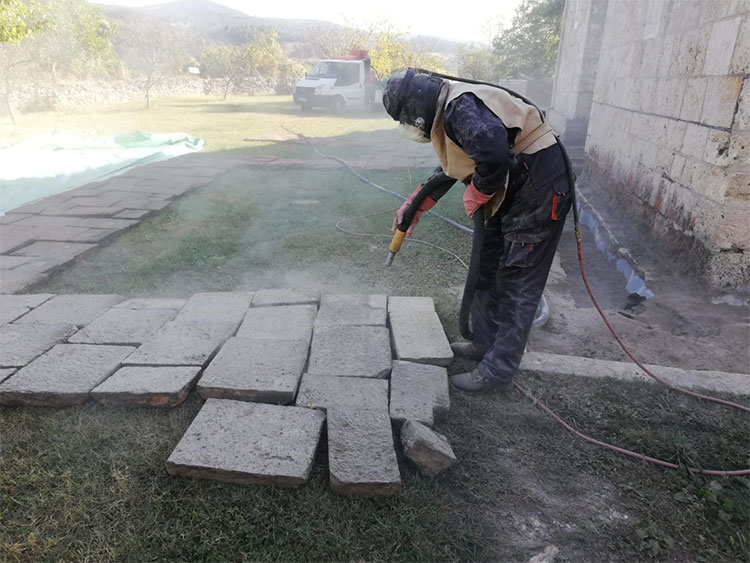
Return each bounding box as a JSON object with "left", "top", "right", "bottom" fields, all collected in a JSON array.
[
  {"left": 456, "top": 45, "right": 496, "bottom": 82},
  {"left": 370, "top": 26, "right": 443, "bottom": 79},
  {"left": 492, "top": 0, "right": 563, "bottom": 80}
]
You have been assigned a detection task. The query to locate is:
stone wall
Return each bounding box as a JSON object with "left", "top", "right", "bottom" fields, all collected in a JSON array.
[
  {"left": 497, "top": 79, "right": 554, "bottom": 108},
  {"left": 555, "top": 0, "right": 749, "bottom": 290},
  {"left": 9, "top": 76, "right": 281, "bottom": 113}
]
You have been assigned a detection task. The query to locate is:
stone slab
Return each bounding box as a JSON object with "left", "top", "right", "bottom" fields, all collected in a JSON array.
[
  {"left": 251, "top": 288, "right": 320, "bottom": 307},
  {"left": 10, "top": 240, "right": 97, "bottom": 261},
  {"left": 112, "top": 298, "right": 186, "bottom": 310},
  {"left": 14, "top": 294, "right": 123, "bottom": 327},
  {"left": 389, "top": 360, "right": 450, "bottom": 427},
  {"left": 198, "top": 337, "right": 308, "bottom": 404},
  {"left": 0, "top": 256, "right": 36, "bottom": 270},
  {"left": 123, "top": 322, "right": 226, "bottom": 367},
  {"left": 388, "top": 297, "right": 453, "bottom": 366},
  {"left": 91, "top": 366, "right": 202, "bottom": 407},
  {"left": 0, "top": 266, "right": 46, "bottom": 294},
  {"left": 0, "top": 225, "right": 34, "bottom": 253},
  {"left": 327, "top": 406, "right": 401, "bottom": 496},
  {"left": 0, "top": 322, "right": 78, "bottom": 367},
  {"left": 306, "top": 325, "right": 392, "bottom": 379},
  {"left": 519, "top": 352, "right": 750, "bottom": 396},
  {"left": 0, "top": 344, "right": 135, "bottom": 406},
  {"left": 167, "top": 399, "right": 326, "bottom": 487},
  {"left": 0, "top": 368, "right": 17, "bottom": 383},
  {"left": 295, "top": 374, "right": 389, "bottom": 412},
  {"left": 172, "top": 292, "right": 253, "bottom": 338},
  {"left": 236, "top": 304, "right": 317, "bottom": 342},
  {"left": 0, "top": 294, "right": 54, "bottom": 324},
  {"left": 315, "top": 294, "right": 387, "bottom": 327},
  {"left": 400, "top": 420, "right": 457, "bottom": 477},
  {"left": 68, "top": 306, "right": 178, "bottom": 345}
]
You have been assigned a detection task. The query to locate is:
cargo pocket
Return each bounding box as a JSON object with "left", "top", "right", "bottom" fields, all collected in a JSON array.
[{"left": 503, "top": 231, "right": 547, "bottom": 268}]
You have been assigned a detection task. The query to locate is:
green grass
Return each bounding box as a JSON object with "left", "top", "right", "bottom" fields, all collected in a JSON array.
[{"left": 0, "top": 95, "right": 396, "bottom": 151}]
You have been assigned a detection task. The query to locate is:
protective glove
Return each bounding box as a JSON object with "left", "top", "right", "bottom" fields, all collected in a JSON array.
[
  {"left": 391, "top": 185, "right": 437, "bottom": 237},
  {"left": 463, "top": 181, "right": 494, "bottom": 218}
]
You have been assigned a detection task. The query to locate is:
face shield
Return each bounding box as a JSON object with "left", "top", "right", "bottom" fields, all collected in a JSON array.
[{"left": 383, "top": 69, "right": 443, "bottom": 142}]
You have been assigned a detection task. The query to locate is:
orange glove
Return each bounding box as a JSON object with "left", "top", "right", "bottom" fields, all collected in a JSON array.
[
  {"left": 463, "top": 181, "right": 494, "bottom": 218},
  {"left": 391, "top": 185, "right": 437, "bottom": 237}
]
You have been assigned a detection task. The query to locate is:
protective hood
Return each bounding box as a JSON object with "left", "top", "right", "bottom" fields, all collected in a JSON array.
[{"left": 383, "top": 69, "right": 443, "bottom": 140}]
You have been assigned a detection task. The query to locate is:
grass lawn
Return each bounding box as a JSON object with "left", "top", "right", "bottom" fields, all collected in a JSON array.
[{"left": 1, "top": 98, "right": 749, "bottom": 562}]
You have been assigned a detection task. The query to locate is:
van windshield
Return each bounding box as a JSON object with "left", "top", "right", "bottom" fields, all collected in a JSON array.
[{"left": 309, "top": 61, "right": 349, "bottom": 78}]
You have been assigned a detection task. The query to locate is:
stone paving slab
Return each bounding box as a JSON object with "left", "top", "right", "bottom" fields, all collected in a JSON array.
[
  {"left": 0, "top": 294, "right": 54, "bottom": 324},
  {"left": 295, "top": 374, "right": 389, "bottom": 412},
  {"left": 0, "top": 266, "right": 46, "bottom": 294},
  {"left": 0, "top": 225, "right": 35, "bottom": 254},
  {"left": 91, "top": 366, "right": 202, "bottom": 407},
  {"left": 306, "top": 325, "right": 392, "bottom": 378},
  {"left": 0, "top": 368, "right": 17, "bottom": 383},
  {"left": 123, "top": 322, "right": 226, "bottom": 367},
  {"left": 388, "top": 297, "right": 453, "bottom": 366},
  {"left": 236, "top": 304, "right": 317, "bottom": 342},
  {"left": 0, "top": 344, "right": 135, "bottom": 406},
  {"left": 389, "top": 360, "right": 450, "bottom": 427},
  {"left": 172, "top": 292, "right": 253, "bottom": 337},
  {"left": 314, "top": 294, "right": 387, "bottom": 327},
  {"left": 0, "top": 255, "right": 36, "bottom": 269},
  {"left": 250, "top": 288, "right": 320, "bottom": 307},
  {"left": 0, "top": 322, "right": 78, "bottom": 367},
  {"left": 14, "top": 294, "right": 123, "bottom": 327},
  {"left": 198, "top": 337, "right": 309, "bottom": 404},
  {"left": 167, "top": 399, "right": 326, "bottom": 487},
  {"left": 519, "top": 352, "right": 750, "bottom": 396},
  {"left": 68, "top": 306, "right": 178, "bottom": 345},
  {"left": 400, "top": 420, "right": 457, "bottom": 477},
  {"left": 113, "top": 298, "right": 186, "bottom": 310},
  {"left": 327, "top": 406, "right": 402, "bottom": 496}
]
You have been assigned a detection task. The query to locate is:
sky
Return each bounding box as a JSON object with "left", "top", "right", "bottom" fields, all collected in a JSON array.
[{"left": 92, "top": 0, "right": 524, "bottom": 43}]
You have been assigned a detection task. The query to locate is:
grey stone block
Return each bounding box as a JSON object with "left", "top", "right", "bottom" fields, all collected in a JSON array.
[
  {"left": 0, "top": 344, "right": 135, "bottom": 406},
  {"left": 0, "top": 294, "right": 54, "bottom": 324},
  {"left": 315, "top": 294, "right": 387, "bottom": 327},
  {"left": 0, "top": 368, "right": 16, "bottom": 383},
  {"left": 0, "top": 322, "right": 78, "bottom": 367},
  {"left": 236, "top": 304, "right": 317, "bottom": 342},
  {"left": 198, "top": 337, "right": 308, "bottom": 404},
  {"left": 14, "top": 294, "right": 123, "bottom": 327},
  {"left": 91, "top": 366, "right": 202, "bottom": 407},
  {"left": 167, "top": 399, "right": 325, "bottom": 487},
  {"left": 112, "top": 298, "right": 186, "bottom": 310},
  {"left": 388, "top": 297, "right": 453, "bottom": 366},
  {"left": 173, "top": 292, "right": 253, "bottom": 338},
  {"left": 307, "top": 325, "right": 392, "bottom": 378},
  {"left": 390, "top": 361, "right": 450, "bottom": 427},
  {"left": 251, "top": 288, "right": 320, "bottom": 307},
  {"left": 327, "top": 406, "right": 401, "bottom": 496},
  {"left": 123, "top": 322, "right": 225, "bottom": 367},
  {"left": 295, "top": 374, "right": 389, "bottom": 412},
  {"left": 69, "top": 307, "right": 178, "bottom": 345},
  {"left": 400, "top": 420, "right": 457, "bottom": 477}
]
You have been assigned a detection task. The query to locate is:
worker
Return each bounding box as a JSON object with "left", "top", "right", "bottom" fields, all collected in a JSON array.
[{"left": 383, "top": 69, "right": 572, "bottom": 393}]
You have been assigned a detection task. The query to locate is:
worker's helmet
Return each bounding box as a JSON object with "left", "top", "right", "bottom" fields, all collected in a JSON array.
[{"left": 383, "top": 69, "right": 443, "bottom": 142}]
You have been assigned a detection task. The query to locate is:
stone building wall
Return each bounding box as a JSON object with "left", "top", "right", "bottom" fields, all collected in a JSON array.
[{"left": 554, "top": 0, "right": 749, "bottom": 290}]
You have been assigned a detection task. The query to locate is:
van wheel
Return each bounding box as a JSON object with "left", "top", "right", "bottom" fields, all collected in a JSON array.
[{"left": 331, "top": 97, "right": 345, "bottom": 113}]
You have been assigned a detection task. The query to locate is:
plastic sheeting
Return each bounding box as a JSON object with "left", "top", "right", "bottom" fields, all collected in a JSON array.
[{"left": 0, "top": 131, "right": 205, "bottom": 215}]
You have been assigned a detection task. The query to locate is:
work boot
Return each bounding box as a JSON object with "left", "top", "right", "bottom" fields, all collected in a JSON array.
[
  {"left": 450, "top": 340, "right": 486, "bottom": 361},
  {"left": 450, "top": 370, "right": 513, "bottom": 394}
]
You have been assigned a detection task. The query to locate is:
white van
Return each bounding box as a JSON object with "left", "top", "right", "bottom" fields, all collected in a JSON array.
[{"left": 293, "top": 51, "right": 382, "bottom": 112}]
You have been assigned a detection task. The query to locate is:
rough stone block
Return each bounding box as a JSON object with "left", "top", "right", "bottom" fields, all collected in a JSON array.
[
  {"left": 172, "top": 292, "right": 253, "bottom": 338},
  {"left": 0, "top": 322, "right": 78, "bottom": 367},
  {"left": 91, "top": 366, "right": 202, "bottom": 407},
  {"left": 704, "top": 17, "right": 742, "bottom": 76},
  {"left": 14, "top": 294, "right": 123, "bottom": 327},
  {"left": 0, "top": 344, "right": 135, "bottom": 406},
  {"left": 315, "top": 294, "right": 387, "bottom": 327},
  {"left": 123, "top": 322, "right": 226, "bottom": 367},
  {"left": 0, "top": 294, "right": 54, "bottom": 324},
  {"left": 389, "top": 361, "right": 450, "bottom": 427},
  {"left": 0, "top": 265, "right": 46, "bottom": 294},
  {"left": 68, "top": 307, "right": 178, "bottom": 345},
  {"left": 0, "top": 256, "right": 35, "bottom": 270},
  {"left": 306, "top": 325, "right": 392, "bottom": 378},
  {"left": 167, "top": 399, "right": 325, "bottom": 487},
  {"left": 400, "top": 420, "right": 457, "bottom": 478},
  {"left": 112, "top": 298, "right": 186, "bottom": 310},
  {"left": 0, "top": 225, "right": 34, "bottom": 254},
  {"left": 250, "top": 288, "right": 320, "bottom": 307},
  {"left": 701, "top": 76, "right": 743, "bottom": 129},
  {"left": 236, "top": 304, "right": 317, "bottom": 342},
  {"left": 0, "top": 368, "right": 16, "bottom": 383},
  {"left": 327, "top": 406, "right": 401, "bottom": 496},
  {"left": 198, "top": 337, "right": 308, "bottom": 404},
  {"left": 388, "top": 297, "right": 453, "bottom": 366},
  {"left": 10, "top": 241, "right": 97, "bottom": 263},
  {"left": 295, "top": 374, "right": 388, "bottom": 412}
]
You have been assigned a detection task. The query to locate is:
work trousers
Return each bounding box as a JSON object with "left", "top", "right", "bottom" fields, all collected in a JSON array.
[{"left": 472, "top": 142, "right": 573, "bottom": 384}]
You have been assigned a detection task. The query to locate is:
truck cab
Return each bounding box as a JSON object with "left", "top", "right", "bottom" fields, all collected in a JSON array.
[{"left": 293, "top": 51, "right": 381, "bottom": 112}]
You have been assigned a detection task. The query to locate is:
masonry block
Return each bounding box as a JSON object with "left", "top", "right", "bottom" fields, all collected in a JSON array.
[
  {"left": 0, "top": 322, "right": 78, "bottom": 367},
  {"left": 400, "top": 420, "right": 457, "bottom": 478},
  {"left": 14, "top": 294, "right": 123, "bottom": 327},
  {"left": 237, "top": 304, "right": 317, "bottom": 342},
  {"left": 91, "top": 366, "right": 202, "bottom": 407},
  {"left": 389, "top": 361, "right": 450, "bottom": 427},
  {"left": 69, "top": 306, "right": 178, "bottom": 345},
  {"left": 704, "top": 17, "right": 742, "bottom": 76},
  {"left": 167, "top": 399, "right": 325, "bottom": 487},
  {"left": 0, "top": 294, "right": 54, "bottom": 325},
  {"left": 123, "top": 322, "right": 226, "bottom": 367},
  {"left": 314, "top": 294, "right": 387, "bottom": 327},
  {"left": 701, "top": 77, "right": 743, "bottom": 129},
  {"left": 306, "top": 325, "right": 392, "bottom": 378},
  {"left": 388, "top": 297, "right": 453, "bottom": 366},
  {"left": 295, "top": 374, "right": 389, "bottom": 412},
  {"left": 250, "top": 288, "right": 320, "bottom": 307}
]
